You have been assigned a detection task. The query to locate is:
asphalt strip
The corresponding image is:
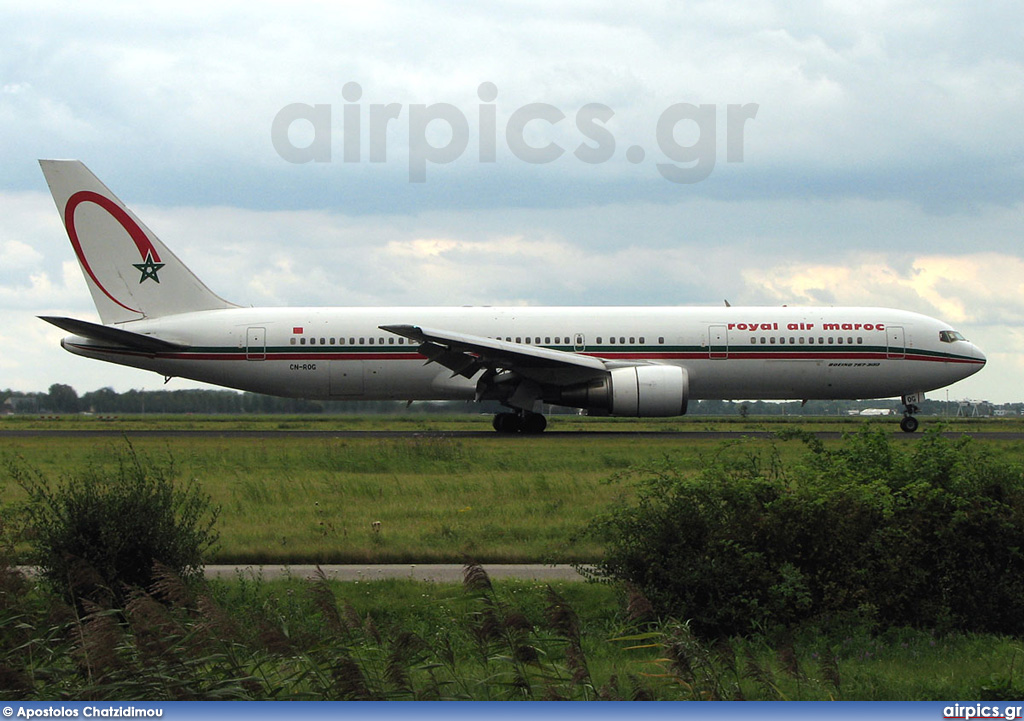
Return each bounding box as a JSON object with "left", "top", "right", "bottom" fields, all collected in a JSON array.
[{"left": 203, "top": 564, "right": 588, "bottom": 583}]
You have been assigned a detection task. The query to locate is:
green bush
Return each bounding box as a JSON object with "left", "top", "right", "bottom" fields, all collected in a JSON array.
[
  {"left": 584, "top": 426, "right": 1024, "bottom": 637},
  {"left": 10, "top": 443, "right": 219, "bottom": 608}
]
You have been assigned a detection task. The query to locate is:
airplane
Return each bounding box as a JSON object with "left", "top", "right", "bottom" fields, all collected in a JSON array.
[{"left": 37, "top": 159, "right": 986, "bottom": 433}]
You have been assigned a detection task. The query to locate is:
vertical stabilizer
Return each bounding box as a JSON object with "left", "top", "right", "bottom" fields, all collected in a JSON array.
[{"left": 39, "top": 159, "right": 236, "bottom": 324}]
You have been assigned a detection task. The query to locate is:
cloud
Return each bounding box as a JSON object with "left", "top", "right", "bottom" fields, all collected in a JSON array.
[
  {"left": 741, "top": 252, "right": 1024, "bottom": 326},
  {"left": 1, "top": 2, "right": 1022, "bottom": 212},
  {"left": 0, "top": 2, "right": 1021, "bottom": 404}
]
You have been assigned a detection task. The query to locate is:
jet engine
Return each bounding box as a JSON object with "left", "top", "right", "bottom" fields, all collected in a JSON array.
[{"left": 555, "top": 365, "right": 688, "bottom": 417}]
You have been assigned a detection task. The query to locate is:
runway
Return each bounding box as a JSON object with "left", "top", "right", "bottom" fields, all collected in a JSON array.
[
  {"left": 16, "top": 564, "right": 588, "bottom": 583},
  {"left": 204, "top": 563, "right": 587, "bottom": 583},
  {"left": 1, "top": 428, "right": 1023, "bottom": 440}
]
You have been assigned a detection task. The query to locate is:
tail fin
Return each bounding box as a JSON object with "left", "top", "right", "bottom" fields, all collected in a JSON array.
[{"left": 39, "top": 159, "right": 236, "bottom": 324}]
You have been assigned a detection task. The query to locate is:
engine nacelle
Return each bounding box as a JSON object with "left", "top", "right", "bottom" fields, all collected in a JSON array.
[{"left": 556, "top": 365, "right": 689, "bottom": 417}]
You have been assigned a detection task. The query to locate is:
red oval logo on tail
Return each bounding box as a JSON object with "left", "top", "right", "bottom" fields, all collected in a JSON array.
[{"left": 64, "top": 191, "right": 163, "bottom": 315}]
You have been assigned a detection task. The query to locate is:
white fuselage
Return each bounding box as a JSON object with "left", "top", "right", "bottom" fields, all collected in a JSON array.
[{"left": 60, "top": 305, "right": 986, "bottom": 405}]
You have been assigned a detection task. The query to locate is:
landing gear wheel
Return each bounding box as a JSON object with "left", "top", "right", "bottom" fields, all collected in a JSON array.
[
  {"left": 900, "top": 415, "right": 919, "bottom": 433},
  {"left": 521, "top": 412, "right": 547, "bottom": 434},
  {"left": 493, "top": 412, "right": 522, "bottom": 433},
  {"left": 492, "top": 411, "right": 547, "bottom": 434}
]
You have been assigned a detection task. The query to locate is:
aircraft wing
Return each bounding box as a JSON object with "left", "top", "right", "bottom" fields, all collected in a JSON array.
[{"left": 380, "top": 323, "right": 609, "bottom": 386}]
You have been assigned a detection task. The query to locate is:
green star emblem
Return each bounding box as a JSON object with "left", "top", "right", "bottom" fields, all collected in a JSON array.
[{"left": 133, "top": 250, "right": 165, "bottom": 284}]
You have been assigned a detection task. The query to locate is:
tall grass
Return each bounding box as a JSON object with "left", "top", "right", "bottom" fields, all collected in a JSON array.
[{"left": 3, "top": 560, "right": 1022, "bottom": 700}]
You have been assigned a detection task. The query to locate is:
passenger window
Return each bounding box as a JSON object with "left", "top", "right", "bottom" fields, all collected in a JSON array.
[
  {"left": 808, "top": 337, "right": 814, "bottom": 344},
  {"left": 620, "top": 337, "right": 625, "bottom": 344},
  {"left": 320, "top": 338, "right": 326, "bottom": 345},
  {"left": 799, "top": 337, "right": 804, "bottom": 344},
  {"left": 790, "top": 337, "right": 795, "bottom": 344},
  {"left": 640, "top": 337, "right": 645, "bottom": 344},
  {"left": 838, "top": 337, "right": 844, "bottom": 344},
  {"left": 770, "top": 337, "right": 776, "bottom": 344},
  {"left": 760, "top": 337, "right": 766, "bottom": 344},
  {"left": 290, "top": 338, "right": 296, "bottom": 345},
  {"left": 359, "top": 337, "right": 365, "bottom": 344},
  {"left": 597, "top": 337, "right": 603, "bottom": 344},
  {"left": 750, "top": 338, "right": 756, "bottom": 344},
  {"left": 629, "top": 337, "right": 635, "bottom": 344},
  {"left": 857, "top": 337, "right": 863, "bottom": 344},
  {"left": 310, "top": 337, "right": 316, "bottom": 345},
  {"left": 819, "top": 337, "right": 825, "bottom": 344},
  {"left": 610, "top": 337, "right": 616, "bottom": 344},
  {"left": 658, "top": 337, "right": 665, "bottom": 344},
  {"left": 300, "top": 338, "right": 306, "bottom": 345},
  {"left": 545, "top": 337, "right": 550, "bottom": 344},
  {"left": 779, "top": 337, "right": 785, "bottom": 344}
]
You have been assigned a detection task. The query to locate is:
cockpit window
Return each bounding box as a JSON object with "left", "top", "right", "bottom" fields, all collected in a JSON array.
[{"left": 939, "top": 330, "right": 967, "bottom": 343}]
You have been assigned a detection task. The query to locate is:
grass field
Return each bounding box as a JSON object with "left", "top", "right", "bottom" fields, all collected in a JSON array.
[
  {"left": 4, "top": 414, "right": 1024, "bottom": 700},
  {"left": 1, "top": 429, "right": 707, "bottom": 562},
  {"left": 4, "top": 411, "right": 1024, "bottom": 432},
  {"left": 3, "top": 414, "right": 1023, "bottom": 563}
]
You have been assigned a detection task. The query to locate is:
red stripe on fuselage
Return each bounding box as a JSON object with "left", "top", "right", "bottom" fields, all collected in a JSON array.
[{"left": 68, "top": 344, "right": 983, "bottom": 366}]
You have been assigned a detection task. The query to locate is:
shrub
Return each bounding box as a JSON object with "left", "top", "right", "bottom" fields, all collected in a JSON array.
[
  {"left": 584, "top": 426, "right": 1024, "bottom": 637},
  {"left": 10, "top": 443, "right": 220, "bottom": 608}
]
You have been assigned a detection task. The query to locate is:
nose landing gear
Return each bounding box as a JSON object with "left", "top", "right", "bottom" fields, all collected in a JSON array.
[{"left": 900, "top": 393, "right": 922, "bottom": 433}]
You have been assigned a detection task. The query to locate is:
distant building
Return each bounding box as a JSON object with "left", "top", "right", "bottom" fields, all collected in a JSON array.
[
  {"left": 2, "top": 395, "right": 39, "bottom": 414},
  {"left": 957, "top": 400, "right": 992, "bottom": 417}
]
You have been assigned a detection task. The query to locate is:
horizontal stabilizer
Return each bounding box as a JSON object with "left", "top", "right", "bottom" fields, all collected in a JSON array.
[{"left": 39, "top": 316, "right": 188, "bottom": 353}]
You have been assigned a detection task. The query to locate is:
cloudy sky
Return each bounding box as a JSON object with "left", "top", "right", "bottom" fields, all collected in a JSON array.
[{"left": 2, "top": 0, "right": 1021, "bottom": 402}]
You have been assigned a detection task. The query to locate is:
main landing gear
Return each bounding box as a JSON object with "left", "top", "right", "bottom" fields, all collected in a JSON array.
[
  {"left": 900, "top": 394, "right": 921, "bottom": 433},
  {"left": 492, "top": 410, "right": 548, "bottom": 434}
]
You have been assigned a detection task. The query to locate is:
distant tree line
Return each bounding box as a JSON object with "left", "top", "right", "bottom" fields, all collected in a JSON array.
[
  {"left": 2, "top": 384, "right": 484, "bottom": 415},
  {"left": 0, "top": 384, "right": 1015, "bottom": 416},
  {"left": 689, "top": 398, "right": 1010, "bottom": 417}
]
